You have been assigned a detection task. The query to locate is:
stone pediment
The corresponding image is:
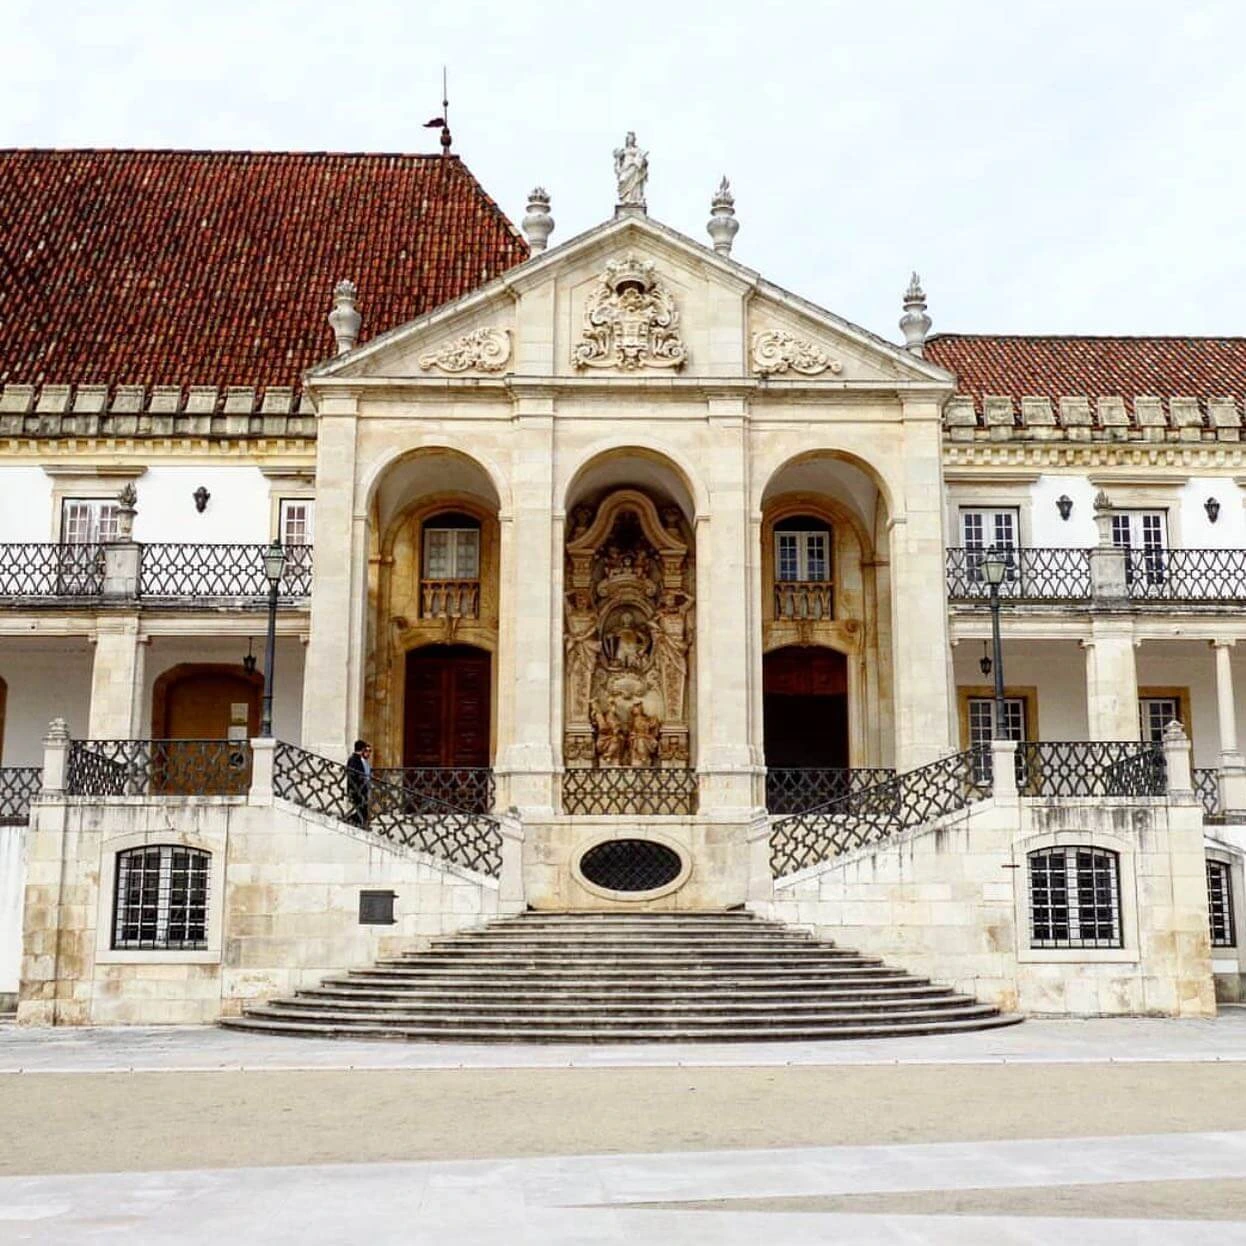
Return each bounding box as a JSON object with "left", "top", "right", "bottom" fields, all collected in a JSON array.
[{"left": 309, "top": 213, "right": 950, "bottom": 390}]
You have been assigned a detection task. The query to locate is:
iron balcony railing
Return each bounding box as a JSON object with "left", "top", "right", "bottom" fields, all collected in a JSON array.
[
  {"left": 65, "top": 739, "right": 253, "bottom": 797},
  {"left": 1122, "top": 549, "right": 1246, "bottom": 602},
  {"left": 561, "top": 767, "right": 699, "bottom": 816},
  {"left": 1194, "top": 767, "right": 1220, "bottom": 817},
  {"left": 764, "top": 767, "right": 894, "bottom": 815},
  {"left": 1015, "top": 741, "right": 1166, "bottom": 798},
  {"left": 373, "top": 767, "right": 496, "bottom": 815},
  {"left": 946, "top": 547, "right": 1092, "bottom": 602},
  {"left": 0, "top": 542, "right": 312, "bottom": 606},
  {"left": 0, "top": 766, "right": 42, "bottom": 825}
]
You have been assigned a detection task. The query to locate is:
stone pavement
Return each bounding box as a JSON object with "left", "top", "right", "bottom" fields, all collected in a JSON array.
[{"left": 2, "top": 1013, "right": 1246, "bottom": 1244}]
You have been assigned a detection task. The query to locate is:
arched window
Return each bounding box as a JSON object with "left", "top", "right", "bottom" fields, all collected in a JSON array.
[
  {"left": 113, "top": 845, "right": 210, "bottom": 950},
  {"left": 1027, "top": 846, "right": 1121, "bottom": 949},
  {"left": 421, "top": 512, "right": 482, "bottom": 618}
]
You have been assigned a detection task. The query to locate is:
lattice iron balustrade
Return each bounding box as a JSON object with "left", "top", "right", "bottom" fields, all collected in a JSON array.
[
  {"left": 945, "top": 547, "right": 1093, "bottom": 602},
  {"left": 138, "top": 543, "right": 313, "bottom": 602},
  {"left": 578, "top": 838, "right": 684, "bottom": 892},
  {"left": 420, "top": 579, "right": 481, "bottom": 619},
  {"left": 0, "top": 543, "right": 105, "bottom": 601},
  {"left": 66, "top": 739, "right": 253, "bottom": 797},
  {"left": 773, "top": 582, "right": 833, "bottom": 620},
  {"left": 273, "top": 742, "right": 502, "bottom": 877},
  {"left": 770, "top": 747, "right": 992, "bottom": 878},
  {"left": 374, "top": 767, "right": 495, "bottom": 814},
  {"left": 0, "top": 767, "right": 41, "bottom": 825},
  {"left": 561, "top": 767, "right": 699, "bottom": 816},
  {"left": 1194, "top": 768, "right": 1221, "bottom": 817},
  {"left": 1014, "top": 741, "right": 1166, "bottom": 798},
  {"left": 1125, "top": 549, "right": 1246, "bottom": 602},
  {"left": 765, "top": 767, "right": 894, "bottom": 815}
]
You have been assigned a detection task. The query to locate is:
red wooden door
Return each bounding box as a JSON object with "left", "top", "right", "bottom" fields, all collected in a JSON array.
[{"left": 403, "top": 646, "right": 491, "bottom": 768}]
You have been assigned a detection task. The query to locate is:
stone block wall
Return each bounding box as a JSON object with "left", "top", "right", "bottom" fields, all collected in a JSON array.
[
  {"left": 17, "top": 795, "right": 500, "bottom": 1026},
  {"left": 751, "top": 795, "right": 1216, "bottom": 1017}
]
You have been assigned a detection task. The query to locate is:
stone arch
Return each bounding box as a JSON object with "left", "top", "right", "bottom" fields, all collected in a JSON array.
[
  {"left": 361, "top": 439, "right": 510, "bottom": 521},
  {"left": 758, "top": 446, "right": 899, "bottom": 525},
  {"left": 562, "top": 439, "right": 708, "bottom": 520}
]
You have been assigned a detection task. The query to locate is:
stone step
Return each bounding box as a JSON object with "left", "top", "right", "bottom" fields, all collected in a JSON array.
[
  {"left": 341, "top": 966, "right": 916, "bottom": 984},
  {"left": 221, "top": 1013, "right": 1024, "bottom": 1042},
  {"left": 303, "top": 983, "right": 951, "bottom": 1003},
  {"left": 427, "top": 932, "right": 822, "bottom": 946}
]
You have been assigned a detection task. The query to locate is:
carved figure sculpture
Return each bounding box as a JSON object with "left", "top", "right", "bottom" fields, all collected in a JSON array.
[
  {"left": 613, "top": 131, "right": 648, "bottom": 206},
  {"left": 628, "top": 703, "right": 661, "bottom": 768},
  {"left": 565, "top": 591, "right": 598, "bottom": 716},
  {"left": 603, "top": 609, "right": 651, "bottom": 669},
  {"left": 591, "top": 701, "right": 625, "bottom": 766}
]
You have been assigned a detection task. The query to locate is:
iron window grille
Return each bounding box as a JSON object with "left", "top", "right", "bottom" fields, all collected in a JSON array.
[
  {"left": 1028, "top": 846, "right": 1122, "bottom": 949},
  {"left": 1207, "top": 859, "right": 1236, "bottom": 948},
  {"left": 578, "top": 839, "right": 683, "bottom": 892},
  {"left": 113, "top": 845, "right": 210, "bottom": 950}
]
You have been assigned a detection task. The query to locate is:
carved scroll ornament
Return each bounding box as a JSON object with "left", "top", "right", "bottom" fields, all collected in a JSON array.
[
  {"left": 751, "top": 329, "right": 842, "bottom": 377},
  {"left": 418, "top": 327, "right": 511, "bottom": 374},
  {"left": 573, "top": 255, "right": 687, "bottom": 371}
]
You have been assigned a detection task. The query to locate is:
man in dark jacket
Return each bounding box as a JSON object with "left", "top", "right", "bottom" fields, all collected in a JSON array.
[{"left": 345, "top": 740, "right": 372, "bottom": 826}]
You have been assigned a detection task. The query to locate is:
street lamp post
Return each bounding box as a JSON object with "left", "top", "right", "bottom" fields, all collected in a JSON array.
[
  {"left": 260, "top": 540, "right": 286, "bottom": 738},
  {"left": 981, "top": 545, "right": 1009, "bottom": 739}
]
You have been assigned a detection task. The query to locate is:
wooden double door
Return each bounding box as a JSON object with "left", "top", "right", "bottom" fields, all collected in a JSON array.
[
  {"left": 403, "top": 645, "right": 492, "bottom": 769},
  {"left": 763, "top": 646, "right": 849, "bottom": 769}
]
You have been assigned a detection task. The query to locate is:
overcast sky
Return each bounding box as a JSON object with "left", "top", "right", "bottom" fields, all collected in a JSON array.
[{"left": 6, "top": 0, "right": 1246, "bottom": 342}]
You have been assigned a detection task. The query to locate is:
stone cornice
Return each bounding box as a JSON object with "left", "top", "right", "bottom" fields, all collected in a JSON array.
[
  {"left": 0, "top": 438, "right": 315, "bottom": 462},
  {"left": 942, "top": 440, "right": 1246, "bottom": 472}
]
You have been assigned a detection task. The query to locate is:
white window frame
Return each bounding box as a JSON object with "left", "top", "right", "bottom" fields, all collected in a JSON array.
[
  {"left": 960, "top": 507, "right": 1020, "bottom": 584},
  {"left": 1111, "top": 509, "right": 1168, "bottom": 587},
  {"left": 1139, "top": 695, "right": 1182, "bottom": 744},
  {"left": 60, "top": 497, "right": 120, "bottom": 544},
  {"left": 774, "top": 529, "right": 830, "bottom": 583},
  {"left": 422, "top": 525, "right": 480, "bottom": 581},
  {"left": 967, "top": 695, "right": 1027, "bottom": 746},
  {"left": 278, "top": 498, "right": 314, "bottom": 547}
]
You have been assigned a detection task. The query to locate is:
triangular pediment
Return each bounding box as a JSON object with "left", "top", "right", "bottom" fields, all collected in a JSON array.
[{"left": 309, "top": 213, "right": 951, "bottom": 389}]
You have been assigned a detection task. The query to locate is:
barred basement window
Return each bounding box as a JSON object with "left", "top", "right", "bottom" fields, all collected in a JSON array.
[
  {"left": 113, "top": 845, "right": 210, "bottom": 950},
  {"left": 1207, "top": 860, "right": 1236, "bottom": 948},
  {"left": 1028, "top": 846, "right": 1121, "bottom": 949}
]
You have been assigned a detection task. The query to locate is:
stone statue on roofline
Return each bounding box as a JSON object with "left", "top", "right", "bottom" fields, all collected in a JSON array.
[{"left": 614, "top": 131, "right": 648, "bottom": 210}]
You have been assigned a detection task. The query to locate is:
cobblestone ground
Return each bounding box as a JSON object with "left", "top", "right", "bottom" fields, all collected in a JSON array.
[{"left": 2, "top": 1014, "right": 1245, "bottom": 1244}]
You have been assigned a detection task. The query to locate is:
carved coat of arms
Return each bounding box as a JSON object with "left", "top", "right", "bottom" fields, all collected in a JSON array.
[{"left": 573, "top": 255, "right": 687, "bottom": 371}]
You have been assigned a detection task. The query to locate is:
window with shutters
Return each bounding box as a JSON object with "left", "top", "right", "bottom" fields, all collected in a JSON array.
[{"left": 1028, "top": 846, "right": 1122, "bottom": 949}]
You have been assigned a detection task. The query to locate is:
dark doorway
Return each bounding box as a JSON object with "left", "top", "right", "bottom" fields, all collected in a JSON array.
[
  {"left": 763, "top": 646, "right": 848, "bottom": 770},
  {"left": 403, "top": 645, "right": 492, "bottom": 769}
]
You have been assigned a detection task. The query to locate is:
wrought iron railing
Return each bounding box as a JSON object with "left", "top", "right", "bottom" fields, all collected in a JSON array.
[
  {"left": 1015, "top": 741, "right": 1166, "bottom": 798},
  {"left": 562, "top": 767, "right": 699, "bottom": 816},
  {"left": 139, "top": 543, "right": 313, "bottom": 601},
  {"left": 0, "top": 543, "right": 105, "bottom": 601},
  {"left": 1124, "top": 549, "right": 1246, "bottom": 602},
  {"left": 1194, "top": 767, "right": 1221, "bottom": 816},
  {"left": 770, "top": 748, "right": 991, "bottom": 878},
  {"left": 273, "top": 742, "right": 502, "bottom": 876},
  {"left": 765, "top": 767, "right": 894, "bottom": 815},
  {"left": 420, "top": 579, "right": 480, "bottom": 619},
  {"left": 374, "top": 767, "right": 495, "bottom": 814},
  {"left": 946, "top": 547, "right": 1093, "bottom": 601},
  {"left": 773, "top": 581, "right": 833, "bottom": 620},
  {"left": 66, "top": 739, "right": 252, "bottom": 797},
  {"left": 0, "top": 767, "right": 42, "bottom": 825}
]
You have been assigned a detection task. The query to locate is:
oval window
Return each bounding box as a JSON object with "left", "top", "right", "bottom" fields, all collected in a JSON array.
[{"left": 578, "top": 838, "right": 683, "bottom": 893}]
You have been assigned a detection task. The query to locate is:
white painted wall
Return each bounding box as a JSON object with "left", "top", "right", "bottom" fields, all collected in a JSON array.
[
  {"left": 0, "top": 826, "right": 23, "bottom": 996},
  {"left": 1179, "top": 477, "right": 1245, "bottom": 550},
  {"left": 1137, "top": 640, "right": 1228, "bottom": 768},
  {"left": 141, "top": 635, "right": 306, "bottom": 744},
  {"left": 952, "top": 638, "right": 1088, "bottom": 743},
  {"left": 0, "top": 639, "right": 94, "bottom": 764},
  {"left": 132, "top": 467, "right": 275, "bottom": 544},
  {"left": 0, "top": 469, "right": 54, "bottom": 542},
  {"left": 1029, "top": 474, "right": 1098, "bottom": 547}
]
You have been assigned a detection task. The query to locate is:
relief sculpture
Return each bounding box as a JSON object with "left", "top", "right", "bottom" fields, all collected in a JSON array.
[{"left": 563, "top": 488, "right": 693, "bottom": 770}]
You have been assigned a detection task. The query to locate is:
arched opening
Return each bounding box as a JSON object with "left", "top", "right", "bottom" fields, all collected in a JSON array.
[
  {"left": 365, "top": 449, "right": 501, "bottom": 769},
  {"left": 764, "top": 644, "right": 848, "bottom": 761}
]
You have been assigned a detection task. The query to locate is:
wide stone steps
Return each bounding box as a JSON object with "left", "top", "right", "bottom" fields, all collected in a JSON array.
[{"left": 222, "top": 909, "right": 1021, "bottom": 1043}]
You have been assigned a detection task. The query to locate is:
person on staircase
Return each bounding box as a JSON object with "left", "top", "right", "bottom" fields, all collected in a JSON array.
[{"left": 346, "top": 739, "right": 372, "bottom": 827}]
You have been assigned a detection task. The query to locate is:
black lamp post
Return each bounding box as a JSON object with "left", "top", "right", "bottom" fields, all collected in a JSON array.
[
  {"left": 982, "top": 545, "right": 1009, "bottom": 738},
  {"left": 260, "top": 540, "right": 286, "bottom": 737}
]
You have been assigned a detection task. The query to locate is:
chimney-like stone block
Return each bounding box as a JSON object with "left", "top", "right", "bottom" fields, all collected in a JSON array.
[
  {"left": 224, "top": 387, "right": 255, "bottom": 414},
  {"left": 0, "top": 385, "right": 35, "bottom": 413},
  {"left": 35, "top": 385, "right": 71, "bottom": 414},
  {"left": 186, "top": 387, "right": 218, "bottom": 414},
  {"left": 261, "top": 387, "right": 294, "bottom": 414},
  {"left": 1209, "top": 397, "right": 1240, "bottom": 442},
  {"left": 111, "top": 385, "right": 145, "bottom": 413}
]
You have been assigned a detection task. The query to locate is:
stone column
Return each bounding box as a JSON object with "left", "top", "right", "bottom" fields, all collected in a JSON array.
[
  {"left": 87, "top": 616, "right": 146, "bottom": 738},
  {"left": 494, "top": 393, "right": 556, "bottom": 815},
  {"left": 300, "top": 394, "right": 359, "bottom": 759},
  {"left": 697, "top": 396, "right": 758, "bottom": 815},
  {"left": 890, "top": 403, "right": 954, "bottom": 771},
  {"left": 1163, "top": 720, "right": 1195, "bottom": 801},
  {"left": 1082, "top": 620, "right": 1139, "bottom": 740},
  {"left": 1212, "top": 640, "right": 1246, "bottom": 811}
]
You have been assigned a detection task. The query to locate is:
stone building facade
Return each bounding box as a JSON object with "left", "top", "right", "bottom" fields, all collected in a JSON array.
[{"left": 1, "top": 141, "right": 1243, "bottom": 1022}]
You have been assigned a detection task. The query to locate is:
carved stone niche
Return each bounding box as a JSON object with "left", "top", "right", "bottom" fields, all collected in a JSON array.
[{"left": 564, "top": 489, "right": 694, "bottom": 770}]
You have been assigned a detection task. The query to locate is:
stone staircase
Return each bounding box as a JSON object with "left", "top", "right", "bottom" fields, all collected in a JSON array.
[{"left": 221, "top": 910, "right": 1021, "bottom": 1042}]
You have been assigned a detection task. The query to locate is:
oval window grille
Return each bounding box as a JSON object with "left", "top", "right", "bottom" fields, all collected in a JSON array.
[{"left": 579, "top": 839, "right": 683, "bottom": 893}]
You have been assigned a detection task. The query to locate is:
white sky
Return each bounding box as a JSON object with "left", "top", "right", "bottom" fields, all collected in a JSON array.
[{"left": 6, "top": 0, "right": 1246, "bottom": 342}]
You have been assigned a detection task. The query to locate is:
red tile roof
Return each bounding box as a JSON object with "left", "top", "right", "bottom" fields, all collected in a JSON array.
[
  {"left": 924, "top": 334, "right": 1246, "bottom": 416},
  {"left": 0, "top": 149, "right": 527, "bottom": 397}
]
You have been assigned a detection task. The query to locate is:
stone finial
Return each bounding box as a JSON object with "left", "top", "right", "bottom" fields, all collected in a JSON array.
[
  {"left": 706, "top": 176, "right": 739, "bottom": 256},
  {"left": 115, "top": 482, "right": 138, "bottom": 541},
  {"left": 899, "top": 272, "right": 932, "bottom": 355},
  {"left": 45, "top": 717, "right": 69, "bottom": 743},
  {"left": 522, "top": 187, "right": 555, "bottom": 254},
  {"left": 328, "top": 280, "right": 361, "bottom": 355},
  {"left": 1093, "top": 488, "right": 1113, "bottom": 513}
]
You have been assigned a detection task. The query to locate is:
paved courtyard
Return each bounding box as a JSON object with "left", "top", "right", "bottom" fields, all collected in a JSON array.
[{"left": 2, "top": 1013, "right": 1245, "bottom": 1243}]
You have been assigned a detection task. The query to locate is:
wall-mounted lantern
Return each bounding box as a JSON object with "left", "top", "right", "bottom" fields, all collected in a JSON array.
[
  {"left": 979, "top": 640, "right": 993, "bottom": 677},
  {"left": 242, "top": 638, "right": 256, "bottom": 675},
  {"left": 193, "top": 485, "right": 211, "bottom": 513},
  {"left": 1205, "top": 497, "right": 1221, "bottom": 524},
  {"left": 1056, "top": 494, "right": 1073, "bottom": 521}
]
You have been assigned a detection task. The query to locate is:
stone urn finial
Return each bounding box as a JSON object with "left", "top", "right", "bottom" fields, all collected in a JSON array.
[
  {"left": 328, "top": 279, "right": 361, "bottom": 355},
  {"left": 115, "top": 482, "right": 138, "bottom": 541},
  {"left": 899, "top": 272, "right": 932, "bottom": 355},
  {"left": 522, "top": 187, "right": 555, "bottom": 254},
  {"left": 707, "top": 176, "right": 739, "bottom": 256}
]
